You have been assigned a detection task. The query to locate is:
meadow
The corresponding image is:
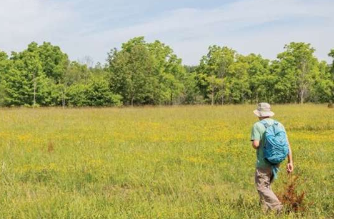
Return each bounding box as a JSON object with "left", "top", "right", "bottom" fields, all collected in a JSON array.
[{"left": 0, "top": 105, "right": 334, "bottom": 218}]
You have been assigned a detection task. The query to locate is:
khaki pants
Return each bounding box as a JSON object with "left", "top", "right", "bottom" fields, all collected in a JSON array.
[{"left": 255, "top": 167, "right": 283, "bottom": 212}]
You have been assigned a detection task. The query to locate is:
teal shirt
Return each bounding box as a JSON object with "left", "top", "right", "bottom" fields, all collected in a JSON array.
[{"left": 250, "top": 118, "right": 286, "bottom": 168}]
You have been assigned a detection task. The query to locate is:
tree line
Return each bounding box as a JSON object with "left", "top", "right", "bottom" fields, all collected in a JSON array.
[{"left": 0, "top": 37, "right": 334, "bottom": 107}]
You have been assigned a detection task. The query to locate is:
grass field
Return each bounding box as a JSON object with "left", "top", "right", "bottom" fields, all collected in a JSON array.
[{"left": 0, "top": 105, "right": 334, "bottom": 218}]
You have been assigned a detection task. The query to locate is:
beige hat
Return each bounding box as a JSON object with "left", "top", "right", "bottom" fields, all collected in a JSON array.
[{"left": 253, "top": 102, "right": 275, "bottom": 117}]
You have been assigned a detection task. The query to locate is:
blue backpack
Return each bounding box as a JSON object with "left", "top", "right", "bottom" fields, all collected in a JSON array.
[{"left": 260, "top": 120, "right": 289, "bottom": 165}]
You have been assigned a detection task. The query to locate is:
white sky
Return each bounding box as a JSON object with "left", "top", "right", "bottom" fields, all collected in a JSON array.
[{"left": 0, "top": 0, "right": 334, "bottom": 65}]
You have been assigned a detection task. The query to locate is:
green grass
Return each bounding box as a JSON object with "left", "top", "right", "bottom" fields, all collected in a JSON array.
[{"left": 0, "top": 105, "right": 334, "bottom": 218}]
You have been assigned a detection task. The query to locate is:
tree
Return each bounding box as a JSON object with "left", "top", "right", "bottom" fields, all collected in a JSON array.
[
  {"left": 0, "top": 40, "right": 334, "bottom": 106},
  {"left": 310, "top": 60, "right": 333, "bottom": 103},
  {"left": 0, "top": 43, "right": 70, "bottom": 107},
  {"left": 276, "top": 42, "right": 320, "bottom": 104},
  {"left": 310, "top": 50, "right": 334, "bottom": 103},
  {"left": 229, "top": 55, "right": 251, "bottom": 103},
  {"left": 108, "top": 38, "right": 155, "bottom": 106},
  {"left": 66, "top": 77, "right": 121, "bottom": 107},
  {"left": 2, "top": 43, "right": 46, "bottom": 106},
  {"left": 79, "top": 56, "right": 94, "bottom": 68},
  {"left": 85, "top": 77, "right": 121, "bottom": 106},
  {"left": 328, "top": 49, "right": 334, "bottom": 77},
  {"left": 37, "top": 42, "right": 69, "bottom": 83},
  {"left": 59, "top": 61, "right": 92, "bottom": 107},
  {"left": 242, "top": 54, "right": 274, "bottom": 103},
  {"left": 108, "top": 37, "right": 186, "bottom": 105},
  {"left": 328, "top": 49, "right": 334, "bottom": 103},
  {"left": 197, "top": 46, "right": 236, "bottom": 105},
  {"left": 0, "top": 50, "right": 10, "bottom": 105}
]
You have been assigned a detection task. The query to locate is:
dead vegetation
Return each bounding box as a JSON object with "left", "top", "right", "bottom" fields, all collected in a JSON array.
[
  {"left": 277, "top": 175, "right": 307, "bottom": 213},
  {"left": 47, "top": 140, "right": 54, "bottom": 153}
]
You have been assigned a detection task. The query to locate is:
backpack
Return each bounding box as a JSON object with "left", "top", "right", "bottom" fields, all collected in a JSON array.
[{"left": 260, "top": 120, "right": 289, "bottom": 165}]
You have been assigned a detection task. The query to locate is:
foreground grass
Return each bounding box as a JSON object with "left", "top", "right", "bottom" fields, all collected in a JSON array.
[{"left": 0, "top": 105, "right": 333, "bottom": 218}]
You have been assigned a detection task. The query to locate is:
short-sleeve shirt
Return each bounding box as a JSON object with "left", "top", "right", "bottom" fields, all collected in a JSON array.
[{"left": 250, "top": 118, "right": 286, "bottom": 168}]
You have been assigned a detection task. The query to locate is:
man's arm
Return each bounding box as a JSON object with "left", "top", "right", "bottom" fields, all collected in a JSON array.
[
  {"left": 251, "top": 123, "right": 260, "bottom": 150},
  {"left": 286, "top": 138, "right": 294, "bottom": 173}
]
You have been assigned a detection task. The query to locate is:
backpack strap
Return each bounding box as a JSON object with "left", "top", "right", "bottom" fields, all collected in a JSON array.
[
  {"left": 261, "top": 120, "right": 279, "bottom": 128},
  {"left": 260, "top": 120, "right": 270, "bottom": 128}
]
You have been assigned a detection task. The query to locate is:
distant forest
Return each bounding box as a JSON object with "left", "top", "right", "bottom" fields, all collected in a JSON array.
[{"left": 0, "top": 37, "right": 333, "bottom": 107}]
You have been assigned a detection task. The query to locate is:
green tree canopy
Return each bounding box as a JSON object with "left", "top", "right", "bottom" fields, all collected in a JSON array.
[
  {"left": 275, "top": 42, "right": 320, "bottom": 103},
  {"left": 0, "top": 39, "right": 334, "bottom": 107}
]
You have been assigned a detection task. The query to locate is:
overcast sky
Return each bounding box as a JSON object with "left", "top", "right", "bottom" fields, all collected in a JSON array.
[{"left": 0, "top": 0, "right": 334, "bottom": 65}]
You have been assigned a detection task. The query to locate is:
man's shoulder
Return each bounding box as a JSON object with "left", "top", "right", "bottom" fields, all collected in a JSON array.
[
  {"left": 254, "top": 119, "right": 285, "bottom": 129},
  {"left": 252, "top": 121, "right": 265, "bottom": 129}
]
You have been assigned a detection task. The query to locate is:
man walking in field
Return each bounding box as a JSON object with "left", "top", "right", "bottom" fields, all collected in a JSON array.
[{"left": 251, "top": 103, "right": 293, "bottom": 212}]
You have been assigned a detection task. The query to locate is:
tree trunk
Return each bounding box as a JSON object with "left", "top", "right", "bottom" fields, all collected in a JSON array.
[
  {"left": 33, "top": 76, "right": 37, "bottom": 107},
  {"left": 171, "top": 92, "right": 173, "bottom": 105},
  {"left": 211, "top": 90, "right": 214, "bottom": 106},
  {"left": 62, "top": 92, "right": 65, "bottom": 108},
  {"left": 300, "top": 89, "right": 305, "bottom": 104},
  {"left": 221, "top": 83, "right": 224, "bottom": 105},
  {"left": 299, "top": 61, "right": 308, "bottom": 104},
  {"left": 62, "top": 88, "right": 66, "bottom": 108}
]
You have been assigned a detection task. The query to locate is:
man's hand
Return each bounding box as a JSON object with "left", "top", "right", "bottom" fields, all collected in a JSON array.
[
  {"left": 251, "top": 140, "right": 260, "bottom": 150},
  {"left": 287, "top": 162, "right": 294, "bottom": 173},
  {"left": 286, "top": 138, "right": 293, "bottom": 173}
]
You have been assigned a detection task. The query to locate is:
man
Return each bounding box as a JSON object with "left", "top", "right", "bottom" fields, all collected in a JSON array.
[{"left": 250, "top": 103, "right": 293, "bottom": 212}]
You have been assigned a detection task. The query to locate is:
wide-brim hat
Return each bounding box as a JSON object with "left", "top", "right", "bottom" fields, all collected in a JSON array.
[{"left": 253, "top": 102, "right": 275, "bottom": 117}]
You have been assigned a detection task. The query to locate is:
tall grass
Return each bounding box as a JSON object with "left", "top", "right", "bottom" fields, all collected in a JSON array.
[{"left": 0, "top": 105, "right": 333, "bottom": 218}]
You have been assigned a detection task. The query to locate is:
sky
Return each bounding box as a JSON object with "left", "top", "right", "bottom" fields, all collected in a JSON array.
[{"left": 0, "top": 0, "right": 334, "bottom": 65}]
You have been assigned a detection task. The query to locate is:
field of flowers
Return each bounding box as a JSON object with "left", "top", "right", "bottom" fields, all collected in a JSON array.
[{"left": 0, "top": 105, "right": 333, "bottom": 218}]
